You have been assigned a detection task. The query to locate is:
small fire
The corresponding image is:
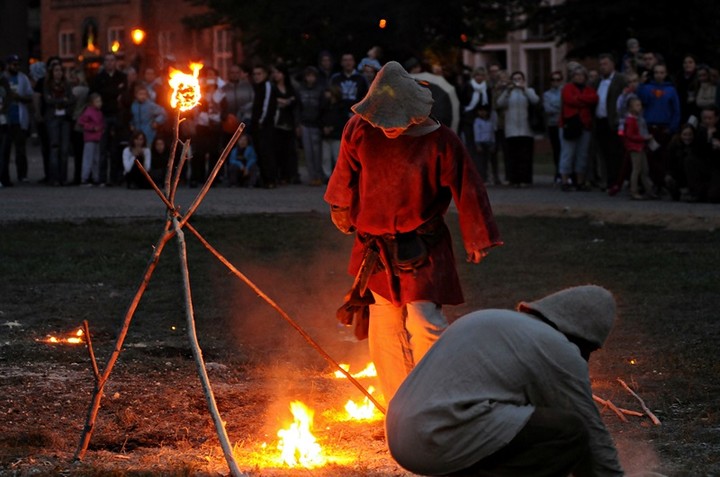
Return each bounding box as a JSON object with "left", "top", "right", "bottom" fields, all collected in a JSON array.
[
  {"left": 344, "top": 385, "right": 382, "bottom": 421},
  {"left": 169, "top": 62, "right": 203, "bottom": 112},
  {"left": 334, "top": 362, "right": 377, "bottom": 379},
  {"left": 277, "top": 401, "right": 325, "bottom": 468},
  {"left": 41, "top": 328, "right": 84, "bottom": 345},
  {"left": 110, "top": 40, "right": 120, "bottom": 53}
]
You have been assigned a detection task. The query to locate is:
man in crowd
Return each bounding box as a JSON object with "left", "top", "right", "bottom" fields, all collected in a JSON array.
[
  {"left": 386, "top": 285, "right": 624, "bottom": 477},
  {"left": 91, "top": 52, "right": 128, "bottom": 185},
  {"left": 325, "top": 61, "right": 501, "bottom": 403},
  {"left": 1, "top": 54, "right": 33, "bottom": 186},
  {"left": 591, "top": 53, "right": 627, "bottom": 190}
]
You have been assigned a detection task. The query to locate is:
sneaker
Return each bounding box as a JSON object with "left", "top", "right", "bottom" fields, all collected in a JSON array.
[
  {"left": 561, "top": 184, "right": 575, "bottom": 192},
  {"left": 631, "top": 194, "right": 646, "bottom": 200},
  {"left": 607, "top": 185, "right": 620, "bottom": 197},
  {"left": 81, "top": 182, "right": 93, "bottom": 188}
]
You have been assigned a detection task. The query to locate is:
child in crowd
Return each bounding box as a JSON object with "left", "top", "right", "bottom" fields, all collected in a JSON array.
[
  {"left": 623, "top": 97, "right": 657, "bottom": 200},
  {"left": 129, "top": 84, "right": 167, "bottom": 147},
  {"left": 122, "top": 130, "right": 152, "bottom": 189},
  {"left": 227, "top": 133, "right": 258, "bottom": 187},
  {"left": 472, "top": 104, "right": 498, "bottom": 184},
  {"left": 608, "top": 72, "right": 641, "bottom": 196},
  {"left": 149, "top": 135, "right": 170, "bottom": 187},
  {"left": 76, "top": 92, "right": 104, "bottom": 186}
]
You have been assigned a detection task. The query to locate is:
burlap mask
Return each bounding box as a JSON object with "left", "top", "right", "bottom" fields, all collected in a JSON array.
[{"left": 352, "top": 61, "right": 434, "bottom": 130}]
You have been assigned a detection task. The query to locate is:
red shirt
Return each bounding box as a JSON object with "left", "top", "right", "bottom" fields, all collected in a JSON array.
[
  {"left": 623, "top": 114, "right": 647, "bottom": 152},
  {"left": 560, "top": 82, "right": 599, "bottom": 129}
]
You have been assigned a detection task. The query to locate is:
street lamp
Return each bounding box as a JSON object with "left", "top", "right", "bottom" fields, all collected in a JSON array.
[{"left": 131, "top": 28, "right": 146, "bottom": 45}]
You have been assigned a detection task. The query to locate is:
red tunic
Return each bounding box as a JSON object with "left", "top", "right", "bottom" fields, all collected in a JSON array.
[{"left": 324, "top": 114, "right": 502, "bottom": 306}]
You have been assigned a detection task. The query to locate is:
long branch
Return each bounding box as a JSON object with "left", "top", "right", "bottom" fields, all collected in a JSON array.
[
  {"left": 179, "top": 123, "right": 245, "bottom": 228},
  {"left": 183, "top": 221, "right": 387, "bottom": 415},
  {"left": 172, "top": 217, "right": 245, "bottom": 477}
]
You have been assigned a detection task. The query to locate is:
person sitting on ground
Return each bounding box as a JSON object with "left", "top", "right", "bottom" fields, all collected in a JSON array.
[
  {"left": 386, "top": 285, "right": 624, "bottom": 477},
  {"left": 227, "top": 133, "right": 259, "bottom": 188},
  {"left": 122, "top": 130, "right": 151, "bottom": 189}
]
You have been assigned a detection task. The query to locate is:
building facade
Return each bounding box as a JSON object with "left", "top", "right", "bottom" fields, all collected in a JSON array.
[{"left": 40, "top": 0, "right": 238, "bottom": 79}]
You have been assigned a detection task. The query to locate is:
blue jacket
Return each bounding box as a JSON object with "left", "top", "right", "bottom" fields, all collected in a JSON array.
[
  {"left": 130, "top": 99, "right": 167, "bottom": 144},
  {"left": 229, "top": 144, "right": 257, "bottom": 170},
  {"left": 637, "top": 81, "right": 680, "bottom": 133}
]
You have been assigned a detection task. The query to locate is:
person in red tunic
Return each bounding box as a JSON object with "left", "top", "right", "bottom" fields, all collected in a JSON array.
[{"left": 324, "top": 61, "right": 502, "bottom": 402}]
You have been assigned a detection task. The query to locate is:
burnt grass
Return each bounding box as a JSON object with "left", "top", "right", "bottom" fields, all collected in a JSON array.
[{"left": 0, "top": 213, "right": 718, "bottom": 476}]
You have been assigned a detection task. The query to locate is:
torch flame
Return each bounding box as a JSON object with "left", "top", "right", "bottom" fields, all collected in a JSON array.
[
  {"left": 277, "top": 401, "right": 325, "bottom": 468},
  {"left": 169, "top": 62, "right": 203, "bottom": 112},
  {"left": 334, "top": 362, "right": 377, "bottom": 379}
]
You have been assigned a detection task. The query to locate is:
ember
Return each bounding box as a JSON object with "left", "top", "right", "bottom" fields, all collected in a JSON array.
[
  {"left": 277, "top": 401, "right": 325, "bottom": 468},
  {"left": 39, "top": 328, "right": 84, "bottom": 345}
]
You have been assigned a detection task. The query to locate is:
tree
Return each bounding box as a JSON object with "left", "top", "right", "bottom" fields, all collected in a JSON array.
[
  {"left": 184, "top": 0, "right": 528, "bottom": 70},
  {"left": 534, "top": 0, "right": 720, "bottom": 70}
]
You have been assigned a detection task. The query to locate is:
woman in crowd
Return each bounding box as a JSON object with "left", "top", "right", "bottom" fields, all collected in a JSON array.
[
  {"left": 558, "top": 66, "right": 598, "bottom": 191},
  {"left": 495, "top": 70, "right": 539, "bottom": 187},
  {"left": 271, "top": 63, "right": 300, "bottom": 185},
  {"left": 43, "top": 62, "right": 75, "bottom": 186}
]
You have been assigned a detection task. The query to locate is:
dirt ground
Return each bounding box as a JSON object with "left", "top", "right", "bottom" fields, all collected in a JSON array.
[{"left": 1, "top": 145, "right": 719, "bottom": 476}]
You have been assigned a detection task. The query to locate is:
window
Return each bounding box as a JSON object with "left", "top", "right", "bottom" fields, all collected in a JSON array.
[
  {"left": 213, "top": 27, "right": 232, "bottom": 79},
  {"left": 158, "top": 31, "right": 174, "bottom": 61},
  {"left": 107, "top": 26, "right": 125, "bottom": 53},
  {"left": 59, "top": 30, "right": 76, "bottom": 58}
]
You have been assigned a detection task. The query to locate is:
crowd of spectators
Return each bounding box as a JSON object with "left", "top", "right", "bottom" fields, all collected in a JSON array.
[{"left": 1, "top": 38, "right": 718, "bottom": 202}]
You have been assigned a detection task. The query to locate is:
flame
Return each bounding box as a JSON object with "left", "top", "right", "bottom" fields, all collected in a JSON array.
[
  {"left": 277, "top": 401, "right": 325, "bottom": 468},
  {"left": 40, "top": 328, "right": 84, "bottom": 345},
  {"left": 344, "top": 386, "right": 382, "bottom": 421},
  {"left": 110, "top": 40, "right": 120, "bottom": 53},
  {"left": 169, "top": 62, "right": 203, "bottom": 112},
  {"left": 334, "top": 362, "right": 377, "bottom": 379}
]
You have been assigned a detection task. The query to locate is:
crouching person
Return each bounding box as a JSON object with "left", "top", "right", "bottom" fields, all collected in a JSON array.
[{"left": 385, "top": 285, "right": 624, "bottom": 477}]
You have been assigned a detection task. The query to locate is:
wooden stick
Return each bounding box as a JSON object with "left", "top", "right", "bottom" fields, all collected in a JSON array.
[
  {"left": 179, "top": 123, "right": 245, "bottom": 228},
  {"left": 183, "top": 220, "right": 387, "bottom": 415},
  {"left": 82, "top": 320, "right": 100, "bottom": 382},
  {"left": 74, "top": 223, "right": 175, "bottom": 460},
  {"left": 593, "top": 394, "right": 645, "bottom": 418},
  {"left": 617, "top": 378, "right": 662, "bottom": 426},
  {"left": 170, "top": 139, "right": 191, "bottom": 201},
  {"left": 134, "top": 159, "right": 386, "bottom": 414},
  {"left": 172, "top": 216, "right": 245, "bottom": 477},
  {"left": 593, "top": 394, "right": 627, "bottom": 422},
  {"left": 165, "top": 114, "right": 180, "bottom": 197}
]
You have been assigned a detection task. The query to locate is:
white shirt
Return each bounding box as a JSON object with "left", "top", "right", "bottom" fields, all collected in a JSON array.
[{"left": 596, "top": 72, "right": 614, "bottom": 118}]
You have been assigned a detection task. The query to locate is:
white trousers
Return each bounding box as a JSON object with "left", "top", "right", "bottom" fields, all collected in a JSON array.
[{"left": 369, "top": 292, "right": 448, "bottom": 403}]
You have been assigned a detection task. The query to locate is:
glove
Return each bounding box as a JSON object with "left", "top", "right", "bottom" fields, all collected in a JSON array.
[
  {"left": 467, "top": 248, "right": 490, "bottom": 264},
  {"left": 330, "top": 205, "right": 356, "bottom": 234}
]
